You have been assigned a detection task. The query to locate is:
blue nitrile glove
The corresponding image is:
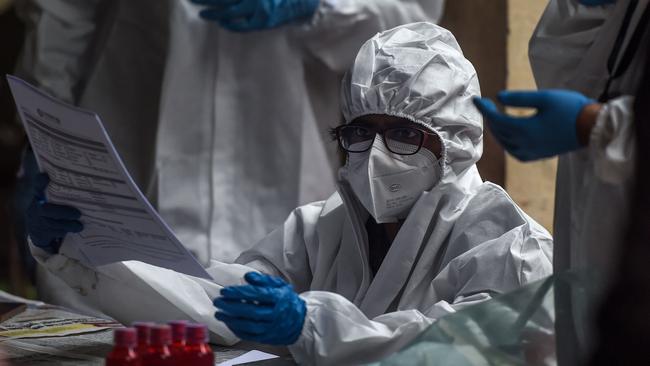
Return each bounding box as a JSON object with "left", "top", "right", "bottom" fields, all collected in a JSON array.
[
  {"left": 13, "top": 148, "right": 41, "bottom": 275},
  {"left": 190, "top": 0, "right": 319, "bottom": 32},
  {"left": 25, "top": 173, "right": 83, "bottom": 253},
  {"left": 579, "top": 0, "right": 616, "bottom": 6},
  {"left": 472, "top": 89, "right": 595, "bottom": 161},
  {"left": 214, "top": 272, "right": 306, "bottom": 345}
]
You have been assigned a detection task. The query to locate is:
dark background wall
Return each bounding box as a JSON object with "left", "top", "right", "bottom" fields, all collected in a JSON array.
[
  {"left": 0, "top": 4, "right": 30, "bottom": 297},
  {"left": 440, "top": 0, "right": 507, "bottom": 187}
]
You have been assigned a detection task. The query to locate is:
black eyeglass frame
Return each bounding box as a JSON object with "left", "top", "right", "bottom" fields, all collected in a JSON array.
[{"left": 334, "top": 124, "right": 438, "bottom": 156}]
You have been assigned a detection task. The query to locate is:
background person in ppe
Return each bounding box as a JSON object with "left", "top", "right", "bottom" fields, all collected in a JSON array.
[
  {"left": 13, "top": 0, "right": 443, "bottom": 312},
  {"left": 12, "top": 0, "right": 169, "bottom": 315},
  {"left": 23, "top": 22, "right": 553, "bottom": 365},
  {"left": 590, "top": 37, "right": 650, "bottom": 365},
  {"left": 473, "top": 0, "right": 649, "bottom": 364}
]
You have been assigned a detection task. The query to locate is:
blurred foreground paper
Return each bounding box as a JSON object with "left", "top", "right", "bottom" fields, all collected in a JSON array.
[
  {"left": 0, "top": 306, "right": 120, "bottom": 340},
  {"left": 370, "top": 272, "right": 594, "bottom": 366},
  {"left": 7, "top": 75, "right": 210, "bottom": 279}
]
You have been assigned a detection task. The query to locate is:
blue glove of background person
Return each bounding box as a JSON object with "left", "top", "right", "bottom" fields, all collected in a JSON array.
[
  {"left": 579, "top": 0, "right": 616, "bottom": 6},
  {"left": 473, "top": 89, "right": 594, "bottom": 161},
  {"left": 26, "top": 173, "right": 83, "bottom": 253},
  {"left": 190, "top": 0, "right": 319, "bottom": 32},
  {"left": 13, "top": 148, "right": 41, "bottom": 275},
  {"left": 214, "top": 272, "right": 306, "bottom": 345}
]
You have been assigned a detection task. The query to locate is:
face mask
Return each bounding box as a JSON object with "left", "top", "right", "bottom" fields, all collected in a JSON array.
[{"left": 340, "top": 135, "right": 442, "bottom": 223}]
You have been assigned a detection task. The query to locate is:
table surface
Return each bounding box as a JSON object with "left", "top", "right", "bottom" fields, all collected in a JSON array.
[{"left": 0, "top": 290, "right": 295, "bottom": 365}]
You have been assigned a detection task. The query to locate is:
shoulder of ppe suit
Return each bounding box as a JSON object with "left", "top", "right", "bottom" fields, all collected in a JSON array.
[
  {"left": 434, "top": 235, "right": 552, "bottom": 300},
  {"left": 273, "top": 197, "right": 332, "bottom": 233},
  {"left": 589, "top": 96, "right": 636, "bottom": 184},
  {"left": 286, "top": 192, "right": 346, "bottom": 229},
  {"left": 459, "top": 182, "right": 544, "bottom": 229},
  {"left": 295, "top": 193, "right": 339, "bottom": 215},
  {"left": 438, "top": 182, "right": 552, "bottom": 258},
  {"left": 234, "top": 196, "right": 337, "bottom": 274},
  {"left": 278, "top": 196, "right": 337, "bottom": 237}
]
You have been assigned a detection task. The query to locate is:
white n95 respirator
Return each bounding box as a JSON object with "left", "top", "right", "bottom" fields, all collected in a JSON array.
[{"left": 340, "top": 135, "right": 442, "bottom": 223}]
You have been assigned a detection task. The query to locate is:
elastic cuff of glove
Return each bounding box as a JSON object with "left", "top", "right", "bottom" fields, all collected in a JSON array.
[
  {"left": 27, "top": 236, "right": 56, "bottom": 262},
  {"left": 588, "top": 102, "right": 610, "bottom": 149},
  {"left": 287, "top": 296, "right": 315, "bottom": 355},
  {"left": 571, "top": 98, "right": 597, "bottom": 150},
  {"left": 287, "top": 297, "right": 308, "bottom": 344}
]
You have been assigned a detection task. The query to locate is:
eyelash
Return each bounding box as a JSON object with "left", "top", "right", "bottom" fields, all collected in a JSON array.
[{"left": 328, "top": 127, "right": 338, "bottom": 141}]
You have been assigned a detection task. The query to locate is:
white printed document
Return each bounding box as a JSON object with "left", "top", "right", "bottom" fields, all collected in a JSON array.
[{"left": 7, "top": 75, "right": 210, "bottom": 279}]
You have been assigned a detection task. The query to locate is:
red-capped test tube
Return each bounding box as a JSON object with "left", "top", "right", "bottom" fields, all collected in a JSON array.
[
  {"left": 106, "top": 328, "right": 140, "bottom": 366},
  {"left": 168, "top": 320, "right": 187, "bottom": 359},
  {"left": 142, "top": 325, "right": 173, "bottom": 366},
  {"left": 183, "top": 324, "right": 214, "bottom": 366},
  {"left": 132, "top": 322, "right": 153, "bottom": 359}
]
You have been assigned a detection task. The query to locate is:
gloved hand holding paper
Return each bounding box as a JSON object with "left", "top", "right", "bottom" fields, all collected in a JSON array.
[{"left": 7, "top": 75, "right": 210, "bottom": 279}]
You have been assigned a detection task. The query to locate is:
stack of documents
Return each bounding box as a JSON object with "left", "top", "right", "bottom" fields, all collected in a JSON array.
[{"left": 7, "top": 75, "right": 209, "bottom": 279}]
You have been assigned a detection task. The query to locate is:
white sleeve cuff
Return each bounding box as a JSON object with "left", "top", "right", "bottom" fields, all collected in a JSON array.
[{"left": 588, "top": 96, "right": 636, "bottom": 184}]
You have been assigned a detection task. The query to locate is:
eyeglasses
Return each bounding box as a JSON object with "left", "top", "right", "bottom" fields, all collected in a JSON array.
[{"left": 334, "top": 124, "right": 437, "bottom": 155}]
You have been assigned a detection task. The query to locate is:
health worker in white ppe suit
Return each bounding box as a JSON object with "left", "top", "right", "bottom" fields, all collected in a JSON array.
[
  {"left": 473, "top": 0, "right": 649, "bottom": 364},
  {"left": 160, "top": 0, "right": 445, "bottom": 264},
  {"left": 25, "top": 23, "right": 553, "bottom": 365},
  {"left": 14, "top": 0, "right": 444, "bottom": 312}
]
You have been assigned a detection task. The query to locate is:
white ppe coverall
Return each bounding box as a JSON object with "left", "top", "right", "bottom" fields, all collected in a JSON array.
[
  {"left": 529, "top": 0, "right": 649, "bottom": 363},
  {"left": 31, "top": 23, "right": 552, "bottom": 365}
]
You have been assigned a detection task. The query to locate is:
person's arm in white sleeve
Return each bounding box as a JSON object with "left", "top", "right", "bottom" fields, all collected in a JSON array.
[
  {"left": 25, "top": 200, "right": 327, "bottom": 345},
  {"left": 589, "top": 96, "right": 635, "bottom": 184},
  {"left": 15, "top": 0, "right": 112, "bottom": 103},
  {"left": 28, "top": 239, "right": 245, "bottom": 345},
  {"left": 295, "top": 0, "right": 445, "bottom": 73},
  {"left": 289, "top": 291, "right": 493, "bottom": 365}
]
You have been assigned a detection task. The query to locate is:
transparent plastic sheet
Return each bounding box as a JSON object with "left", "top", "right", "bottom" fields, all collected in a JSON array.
[{"left": 369, "top": 272, "right": 597, "bottom": 366}]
